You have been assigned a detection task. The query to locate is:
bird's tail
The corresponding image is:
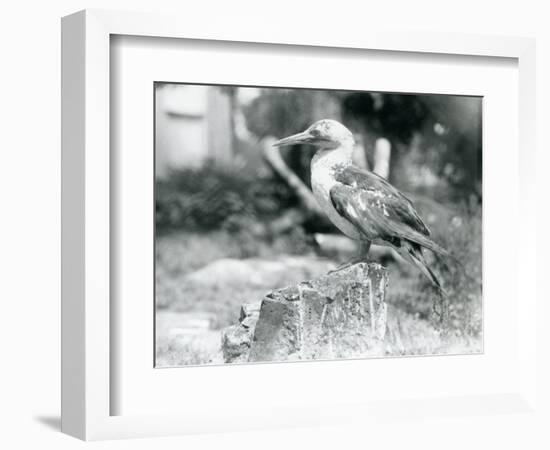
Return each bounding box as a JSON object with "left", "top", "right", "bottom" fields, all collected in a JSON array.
[
  {"left": 405, "top": 244, "right": 447, "bottom": 296},
  {"left": 393, "top": 224, "right": 463, "bottom": 271},
  {"left": 409, "top": 232, "right": 475, "bottom": 287},
  {"left": 403, "top": 244, "right": 450, "bottom": 329}
]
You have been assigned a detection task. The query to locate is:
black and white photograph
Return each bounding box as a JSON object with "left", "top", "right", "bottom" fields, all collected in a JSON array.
[{"left": 154, "top": 83, "right": 482, "bottom": 367}]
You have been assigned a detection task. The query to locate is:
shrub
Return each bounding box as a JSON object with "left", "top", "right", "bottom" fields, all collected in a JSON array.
[{"left": 156, "top": 164, "right": 297, "bottom": 233}]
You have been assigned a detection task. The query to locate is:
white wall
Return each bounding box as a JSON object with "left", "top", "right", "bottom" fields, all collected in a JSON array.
[
  {"left": 155, "top": 84, "right": 233, "bottom": 177},
  {"left": 155, "top": 84, "right": 210, "bottom": 175},
  {"left": 0, "top": 1, "right": 548, "bottom": 449}
]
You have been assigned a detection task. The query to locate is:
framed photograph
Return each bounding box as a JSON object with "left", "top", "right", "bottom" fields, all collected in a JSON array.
[{"left": 61, "top": 9, "right": 537, "bottom": 440}]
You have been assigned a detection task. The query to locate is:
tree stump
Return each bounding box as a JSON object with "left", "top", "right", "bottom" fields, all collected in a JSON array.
[{"left": 221, "top": 262, "right": 388, "bottom": 363}]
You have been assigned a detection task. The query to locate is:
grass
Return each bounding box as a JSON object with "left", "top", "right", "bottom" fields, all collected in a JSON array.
[{"left": 155, "top": 205, "right": 483, "bottom": 366}]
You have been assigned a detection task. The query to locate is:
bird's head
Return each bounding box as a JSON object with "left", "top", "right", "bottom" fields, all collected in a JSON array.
[{"left": 273, "top": 119, "right": 354, "bottom": 151}]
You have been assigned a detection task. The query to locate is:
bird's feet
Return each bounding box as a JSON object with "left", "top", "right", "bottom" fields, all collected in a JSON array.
[
  {"left": 328, "top": 240, "right": 371, "bottom": 274},
  {"left": 328, "top": 256, "right": 369, "bottom": 274}
]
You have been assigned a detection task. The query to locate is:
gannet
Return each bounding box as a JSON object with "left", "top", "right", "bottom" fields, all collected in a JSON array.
[{"left": 273, "top": 119, "right": 453, "bottom": 292}]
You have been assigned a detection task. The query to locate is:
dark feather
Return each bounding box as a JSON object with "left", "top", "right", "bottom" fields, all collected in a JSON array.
[
  {"left": 333, "top": 165, "right": 430, "bottom": 236},
  {"left": 330, "top": 166, "right": 453, "bottom": 261},
  {"left": 406, "top": 244, "right": 446, "bottom": 295}
]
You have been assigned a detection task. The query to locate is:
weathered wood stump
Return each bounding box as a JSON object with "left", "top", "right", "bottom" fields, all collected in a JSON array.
[{"left": 221, "top": 262, "right": 388, "bottom": 363}]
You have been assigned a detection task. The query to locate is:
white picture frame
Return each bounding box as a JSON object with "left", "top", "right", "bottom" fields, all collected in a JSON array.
[{"left": 61, "top": 9, "right": 537, "bottom": 441}]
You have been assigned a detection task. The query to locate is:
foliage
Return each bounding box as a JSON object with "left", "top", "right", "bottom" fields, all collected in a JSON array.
[
  {"left": 343, "top": 92, "right": 482, "bottom": 201},
  {"left": 156, "top": 163, "right": 297, "bottom": 232},
  {"left": 343, "top": 92, "right": 429, "bottom": 142},
  {"left": 244, "top": 89, "right": 336, "bottom": 139}
]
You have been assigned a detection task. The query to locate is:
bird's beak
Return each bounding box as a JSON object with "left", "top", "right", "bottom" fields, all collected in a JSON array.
[{"left": 272, "top": 130, "right": 314, "bottom": 147}]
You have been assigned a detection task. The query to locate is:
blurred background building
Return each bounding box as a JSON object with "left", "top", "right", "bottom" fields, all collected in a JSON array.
[{"left": 155, "top": 84, "right": 235, "bottom": 177}]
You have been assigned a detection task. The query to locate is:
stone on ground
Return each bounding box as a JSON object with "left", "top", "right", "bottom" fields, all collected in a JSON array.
[{"left": 221, "top": 262, "right": 388, "bottom": 363}]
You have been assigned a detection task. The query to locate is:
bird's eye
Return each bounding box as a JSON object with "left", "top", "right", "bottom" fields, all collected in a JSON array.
[{"left": 310, "top": 128, "right": 321, "bottom": 137}]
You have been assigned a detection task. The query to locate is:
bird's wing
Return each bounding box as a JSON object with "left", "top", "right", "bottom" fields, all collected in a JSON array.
[
  {"left": 330, "top": 167, "right": 453, "bottom": 258},
  {"left": 332, "top": 165, "right": 431, "bottom": 236},
  {"left": 330, "top": 183, "right": 450, "bottom": 257}
]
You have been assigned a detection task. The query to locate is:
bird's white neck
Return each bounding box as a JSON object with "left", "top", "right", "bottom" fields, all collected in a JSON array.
[
  {"left": 311, "top": 141, "right": 354, "bottom": 175},
  {"left": 309, "top": 139, "right": 362, "bottom": 240}
]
